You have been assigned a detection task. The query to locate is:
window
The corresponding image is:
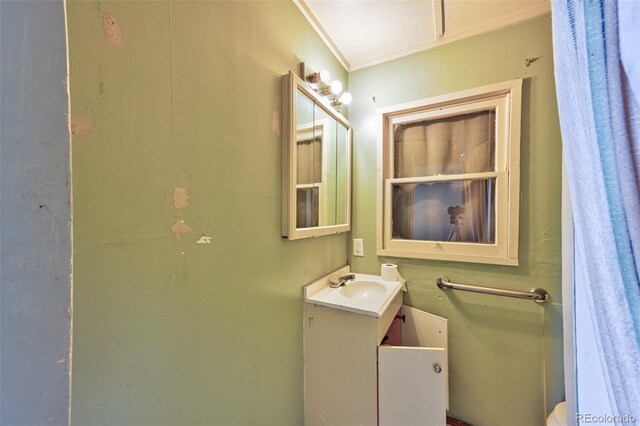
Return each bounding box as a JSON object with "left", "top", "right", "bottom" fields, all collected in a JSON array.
[
  {"left": 296, "top": 121, "right": 328, "bottom": 228},
  {"left": 377, "top": 80, "right": 522, "bottom": 265}
]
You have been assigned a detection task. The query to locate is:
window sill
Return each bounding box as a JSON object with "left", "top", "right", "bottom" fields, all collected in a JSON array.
[{"left": 376, "top": 248, "right": 519, "bottom": 266}]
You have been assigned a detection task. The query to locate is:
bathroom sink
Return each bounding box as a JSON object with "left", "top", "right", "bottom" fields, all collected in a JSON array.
[
  {"left": 303, "top": 271, "right": 402, "bottom": 318},
  {"left": 340, "top": 281, "right": 386, "bottom": 299}
]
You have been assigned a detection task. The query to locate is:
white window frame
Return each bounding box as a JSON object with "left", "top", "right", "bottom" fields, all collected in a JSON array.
[{"left": 376, "top": 79, "right": 522, "bottom": 266}]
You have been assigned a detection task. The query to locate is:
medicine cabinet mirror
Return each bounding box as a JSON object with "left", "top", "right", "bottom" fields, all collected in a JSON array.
[{"left": 282, "top": 71, "right": 352, "bottom": 240}]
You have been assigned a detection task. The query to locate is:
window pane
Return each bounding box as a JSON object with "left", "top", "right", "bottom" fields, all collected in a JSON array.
[
  {"left": 296, "top": 90, "right": 319, "bottom": 186},
  {"left": 391, "top": 179, "right": 496, "bottom": 243},
  {"left": 296, "top": 135, "right": 322, "bottom": 185},
  {"left": 393, "top": 109, "right": 495, "bottom": 177},
  {"left": 297, "top": 188, "right": 319, "bottom": 228}
]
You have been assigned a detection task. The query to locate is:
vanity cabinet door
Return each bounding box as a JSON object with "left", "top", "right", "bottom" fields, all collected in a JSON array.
[
  {"left": 378, "top": 305, "right": 448, "bottom": 426},
  {"left": 378, "top": 346, "right": 446, "bottom": 426}
]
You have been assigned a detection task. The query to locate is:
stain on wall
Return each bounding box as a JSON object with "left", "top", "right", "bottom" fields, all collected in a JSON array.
[
  {"left": 172, "top": 186, "right": 189, "bottom": 209},
  {"left": 70, "top": 116, "right": 92, "bottom": 137},
  {"left": 170, "top": 219, "right": 192, "bottom": 239},
  {"left": 272, "top": 111, "right": 280, "bottom": 135},
  {"left": 102, "top": 12, "right": 123, "bottom": 47},
  {"left": 196, "top": 234, "right": 211, "bottom": 244}
]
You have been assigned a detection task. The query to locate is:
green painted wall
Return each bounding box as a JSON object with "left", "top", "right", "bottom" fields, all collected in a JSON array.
[
  {"left": 348, "top": 15, "right": 563, "bottom": 426},
  {"left": 67, "top": 1, "right": 347, "bottom": 424}
]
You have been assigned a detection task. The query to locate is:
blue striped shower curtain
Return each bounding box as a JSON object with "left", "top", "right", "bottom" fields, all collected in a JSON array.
[{"left": 552, "top": 0, "right": 640, "bottom": 421}]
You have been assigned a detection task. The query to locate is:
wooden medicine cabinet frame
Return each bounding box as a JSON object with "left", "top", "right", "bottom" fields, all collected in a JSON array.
[{"left": 282, "top": 71, "right": 352, "bottom": 240}]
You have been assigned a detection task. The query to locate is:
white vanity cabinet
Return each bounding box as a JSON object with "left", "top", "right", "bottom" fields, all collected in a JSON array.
[{"left": 303, "top": 289, "right": 448, "bottom": 426}]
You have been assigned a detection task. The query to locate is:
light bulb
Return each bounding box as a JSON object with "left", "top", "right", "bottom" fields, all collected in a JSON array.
[
  {"left": 307, "top": 69, "right": 331, "bottom": 85},
  {"left": 330, "top": 80, "right": 343, "bottom": 95},
  {"left": 338, "top": 92, "right": 352, "bottom": 105},
  {"left": 318, "top": 69, "right": 331, "bottom": 84}
]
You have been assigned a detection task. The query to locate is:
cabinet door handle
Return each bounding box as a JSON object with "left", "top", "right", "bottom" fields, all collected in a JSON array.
[{"left": 433, "top": 363, "right": 442, "bottom": 373}]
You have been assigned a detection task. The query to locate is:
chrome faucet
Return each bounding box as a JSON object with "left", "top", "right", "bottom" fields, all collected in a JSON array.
[{"left": 329, "top": 273, "right": 356, "bottom": 288}]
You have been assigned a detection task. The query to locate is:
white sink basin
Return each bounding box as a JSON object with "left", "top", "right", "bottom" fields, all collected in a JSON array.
[
  {"left": 340, "top": 281, "right": 386, "bottom": 299},
  {"left": 304, "top": 271, "right": 402, "bottom": 318}
]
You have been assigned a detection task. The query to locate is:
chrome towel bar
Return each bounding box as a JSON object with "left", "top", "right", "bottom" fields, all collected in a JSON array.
[{"left": 436, "top": 276, "right": 549, "bottom": 304}]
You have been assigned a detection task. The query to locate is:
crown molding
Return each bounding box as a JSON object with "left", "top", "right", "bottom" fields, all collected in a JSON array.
[
  {"left": 293, "top": 0, "right": 351, "bottom": 71},
  {"left": 293, "top": 0, "right": 550, "bottom": 73}
]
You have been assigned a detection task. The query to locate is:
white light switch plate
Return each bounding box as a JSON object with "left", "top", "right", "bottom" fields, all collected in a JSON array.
[{"left": 353, "top": 238, "right": 364, "bottom": 257}]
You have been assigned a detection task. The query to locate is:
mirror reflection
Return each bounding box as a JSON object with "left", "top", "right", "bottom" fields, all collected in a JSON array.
[{"left": 295, "top": 91, "right": 350, "bottom": 229}]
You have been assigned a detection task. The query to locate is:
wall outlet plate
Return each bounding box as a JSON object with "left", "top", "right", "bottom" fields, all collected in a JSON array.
[{"left": 353, "top": 238, "right": 364, "bottom": 257}]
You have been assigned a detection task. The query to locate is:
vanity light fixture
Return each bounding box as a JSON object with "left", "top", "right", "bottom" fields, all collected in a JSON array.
[
  {"left": 317, "top": 81, "right": 343, "bottom": 97},
  {"left": 300, "top": 62, "right": 352, "bottom": 112},
  {"left": 331, "top": 92, "right": 352, "bottom": 108},
  {"left": 305, "top": 69, "right": 331, "bottom": 85},
  {"left": 330, "top": 80, "right": 343, "bottom": 95},
  {"left": 338, "top": 92, "right": 352, "bottom": 105}
]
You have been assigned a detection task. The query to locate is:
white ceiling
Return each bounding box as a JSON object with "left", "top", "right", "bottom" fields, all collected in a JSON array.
[{"left": 295, "top": 0, "right": 550, "bottom": 71}]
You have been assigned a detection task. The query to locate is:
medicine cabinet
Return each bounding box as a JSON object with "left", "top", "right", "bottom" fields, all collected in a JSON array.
[{"left": 281, "top": 71, "right": 352, "bottom": 240}]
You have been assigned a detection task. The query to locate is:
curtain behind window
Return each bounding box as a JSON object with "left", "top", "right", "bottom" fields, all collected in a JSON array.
[{"left": 393, "top": 111, "right": 495, "bottom": 243}]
